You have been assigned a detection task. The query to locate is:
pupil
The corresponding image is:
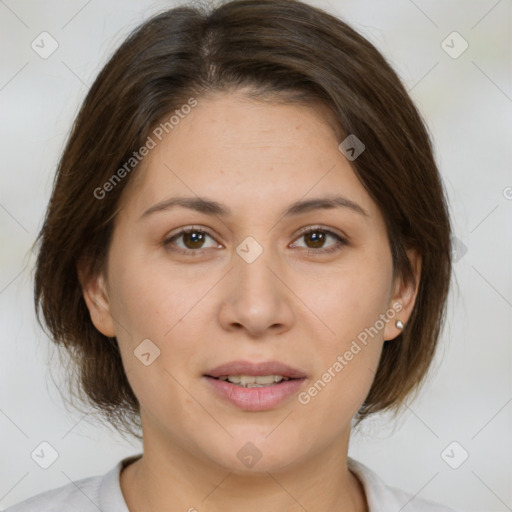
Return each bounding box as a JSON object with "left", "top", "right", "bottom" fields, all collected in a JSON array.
[
  {"left": 185, "top": 231, "right": 204, "bottom": 248},
  {"left": 306, "top": 231, "right": 324, "bottom": 248}
]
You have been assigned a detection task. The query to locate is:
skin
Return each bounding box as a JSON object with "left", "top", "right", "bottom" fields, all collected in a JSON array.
[{"left": 79, "top": 90, "right": 421, "bottom": 512}]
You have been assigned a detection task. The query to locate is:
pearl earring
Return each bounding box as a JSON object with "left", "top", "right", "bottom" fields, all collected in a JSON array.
[{"left": 396, "top": 320, "right": 404, "bottom": 329}]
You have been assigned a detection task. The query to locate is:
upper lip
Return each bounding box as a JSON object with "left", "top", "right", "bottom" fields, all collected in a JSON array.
[{"left": 205, "top": 360, "right": 307, "bottom": 379}]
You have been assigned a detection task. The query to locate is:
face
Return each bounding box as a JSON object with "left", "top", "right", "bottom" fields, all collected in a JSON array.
[{"left": 81, "top": 91, "right": 419, "bottom": 474}]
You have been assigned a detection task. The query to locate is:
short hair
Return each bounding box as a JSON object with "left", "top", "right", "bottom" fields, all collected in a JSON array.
[{"left": 33, "top": 0, "right": 452, "bottom": 439}]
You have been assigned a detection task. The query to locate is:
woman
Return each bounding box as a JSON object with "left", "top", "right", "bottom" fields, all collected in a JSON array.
[{"left": 7, "top": 0, "right": 455, "bottom": 510}]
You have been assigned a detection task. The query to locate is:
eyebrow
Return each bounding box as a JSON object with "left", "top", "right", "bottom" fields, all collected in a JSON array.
[{"left": 139, "top": 195, "right": 369, "bottom": 221}]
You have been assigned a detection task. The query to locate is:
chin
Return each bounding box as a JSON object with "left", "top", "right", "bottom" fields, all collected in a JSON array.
[{"left": 198, "top": 432, "right": 308, "bottom": 475}]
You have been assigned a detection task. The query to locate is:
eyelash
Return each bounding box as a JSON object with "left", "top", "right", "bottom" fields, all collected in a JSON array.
[{"left": 163, "top": 225, "right": 347, "bottom": 257}]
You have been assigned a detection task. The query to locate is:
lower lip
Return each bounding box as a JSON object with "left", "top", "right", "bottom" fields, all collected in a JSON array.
[{"left": 203, "top": 376, "right": 306, "bottom": 411}]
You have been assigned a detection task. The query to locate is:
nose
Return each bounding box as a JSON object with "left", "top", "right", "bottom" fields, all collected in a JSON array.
[{"left": 218, "top": 246, "right": 295, "bottom": 338}]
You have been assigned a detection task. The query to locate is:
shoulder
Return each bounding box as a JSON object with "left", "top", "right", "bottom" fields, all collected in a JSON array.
[
  {"left": 3, "top": 475, "right": 103, "bottom": 512},
  {"left": 2, "top": 455, "right": 137, "bottom": 512},
  {"left": 348, "top": 457, "right": 458, "bottom": 512}
]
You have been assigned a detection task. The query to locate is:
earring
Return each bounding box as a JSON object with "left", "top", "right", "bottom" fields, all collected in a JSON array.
[{"left": 396, "top": 320, "right": 404, "bottom": 329}]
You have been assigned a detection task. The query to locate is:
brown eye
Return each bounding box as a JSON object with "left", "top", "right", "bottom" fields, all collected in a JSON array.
[
  {"left": 181, "top": 230, "right": 207, "bottom": 249},
  {"left": 303, "top": 230, "right": 327, "bottom": 249},
  {"left": 292, "top": 227, "right": 347, "bottom": 254},
  {"left": 164, "top": 227, "right": 220, "bottom": 255}
]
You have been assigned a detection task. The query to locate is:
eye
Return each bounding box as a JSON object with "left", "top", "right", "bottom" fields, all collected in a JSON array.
[
  {"left": 163, "top": 225, "right": 347, "bottom": 257},
  {"left": 163, "top": 226, "right": 221, "bottom": 256},
  {"left": 290, "top": 226, "right": 347, "bottom": 255}
]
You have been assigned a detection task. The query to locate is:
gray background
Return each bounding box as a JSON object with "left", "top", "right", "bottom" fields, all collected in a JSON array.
[{"left": 0, "top": 1, "right": 511, "bottom": 510}]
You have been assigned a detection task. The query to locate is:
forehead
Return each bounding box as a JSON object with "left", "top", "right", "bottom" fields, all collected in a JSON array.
[{"left": 117, "top": 92, "right": 379, "bottom": 221}]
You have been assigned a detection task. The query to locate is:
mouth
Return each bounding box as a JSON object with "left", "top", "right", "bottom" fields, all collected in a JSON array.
[
  {"left": 203, "top": 360, "right": 307, "bottom": 411},
  {"left": 208, "top": 374, "right": 299, "bottom": 388}
]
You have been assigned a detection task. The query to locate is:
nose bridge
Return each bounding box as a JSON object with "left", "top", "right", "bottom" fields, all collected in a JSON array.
[
  {"left": 218, "top": 232, "right": 294, "bottom": 335},
  {"left": 233, "top": 233, "right": 281, "bottom": 300}
]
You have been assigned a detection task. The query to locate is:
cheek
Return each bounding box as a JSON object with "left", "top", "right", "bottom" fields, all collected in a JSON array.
[
  {"left": 298, "top": 289, "right": 387, "bottom": 423},
  {"left": 297, "top": 250, "right": 392, "bottom": 407},
  {"left": 309, "top": 250, "right": 393, "bottom": 341},
  {"left": 106, "top": 243, "right": 190, "bottom": 340},
  {"left": 106, "top": 250, "right": 209, "bottom": 379}
]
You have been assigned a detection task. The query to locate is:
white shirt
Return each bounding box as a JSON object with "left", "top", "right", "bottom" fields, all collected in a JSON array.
[{"left": 4, "top": 454, "right": 457, "bottom": 511}]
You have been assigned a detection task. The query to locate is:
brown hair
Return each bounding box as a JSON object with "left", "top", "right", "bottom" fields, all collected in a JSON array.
[{"left": 33, "top": 0, "right": 452, "bottom": 439}]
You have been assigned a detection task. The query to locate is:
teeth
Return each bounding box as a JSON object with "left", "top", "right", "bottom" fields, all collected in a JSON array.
[{"left": 218, "top": 375, "right": 290, "bottom": 387}]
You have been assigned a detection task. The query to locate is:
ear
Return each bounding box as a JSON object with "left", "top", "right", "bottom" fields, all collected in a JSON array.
[
  {"left": 383, "top": 248, "right": 422, "bottom": 341},
  {"left": 76, "top": 260, "right": 116, "bottom": 338}
]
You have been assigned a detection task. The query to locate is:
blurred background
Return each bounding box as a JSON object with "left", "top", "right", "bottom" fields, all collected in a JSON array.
[{"left": 0, "top": 1, "right": 510, "bottom": 510}]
